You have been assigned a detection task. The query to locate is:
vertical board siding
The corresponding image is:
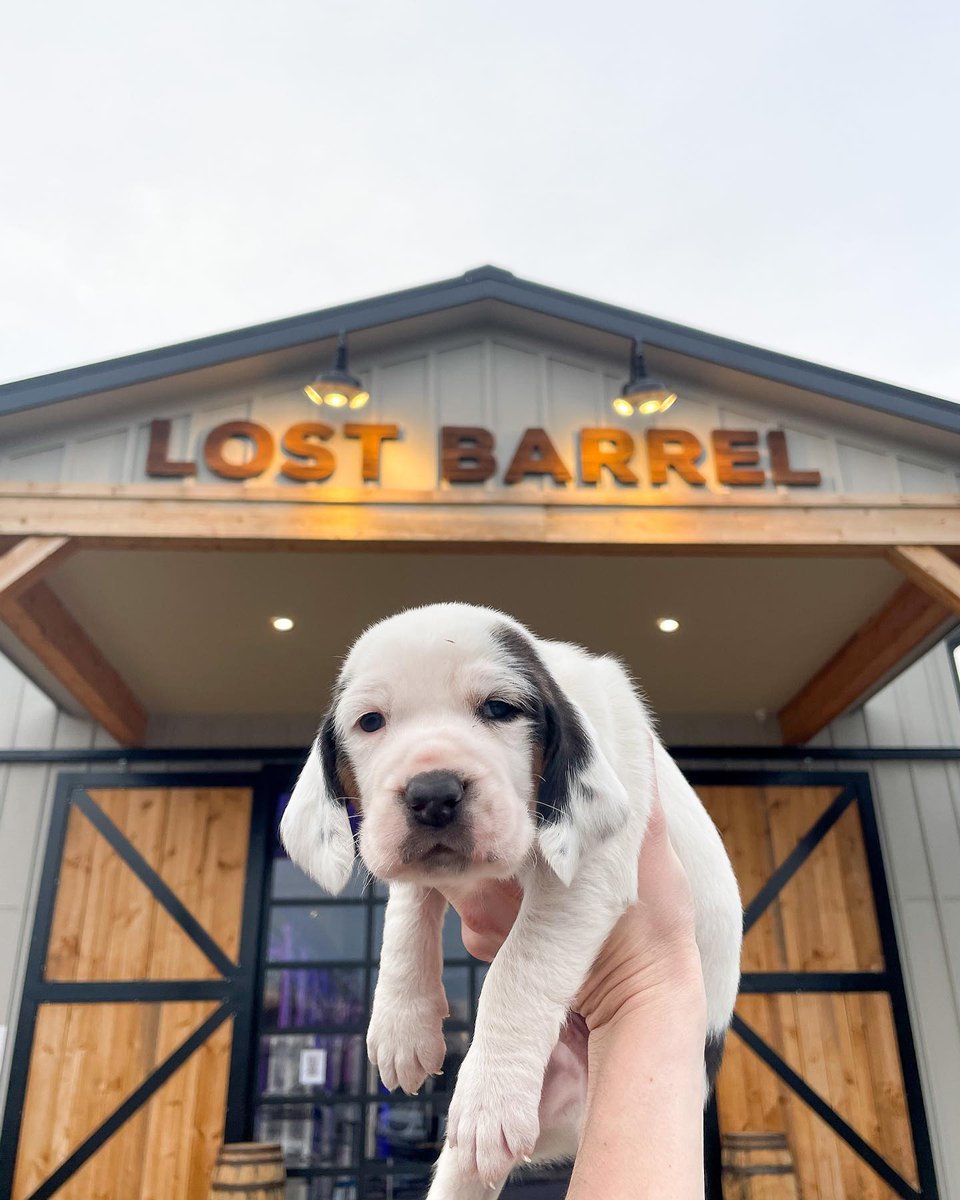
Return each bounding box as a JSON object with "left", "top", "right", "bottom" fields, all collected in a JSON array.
[
  {"left": 0, "top": 662, "right": 99, "bottom": 1120},
  {"left": 835, "top": 442, "right": 899, "bottom": 492},
  {"left": 434, "top": 344, "right": 485, "bottom": 430},
  {"left": 897, "top": 458, "right": 953, "bottom": 493},
  {"left": 824, "top": 640, "right": 960, "bottom": 1199},
  {"left": 377, "top": 357, "right": 430, "bottom": 491},
  {"left": 782, "top": 425, "right": 840, "bottom": 492},
  {"left": 3, "top": 444, "right": 66, "bottom": 482},
  {"left": 2, "top": 329, "right": 959, "bottom": 493},
  {"left": 492, "top": 342, "right": 545, "bottom": 491},
  {"left": 62, "top": 429, "right": 131, "bottom": 483},
  {"left": 546, "top": 356, "right": 602, "bottom": 487}
]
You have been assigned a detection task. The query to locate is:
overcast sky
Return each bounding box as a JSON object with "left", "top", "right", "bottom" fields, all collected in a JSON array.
[{"left": 3, "top": 0, "right": 959, "bottom": 401}]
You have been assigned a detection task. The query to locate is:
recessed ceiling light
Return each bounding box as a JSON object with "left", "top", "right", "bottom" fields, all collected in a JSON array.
[
  {"left": 657, "top": 617, "right": 680, "bottom": 633},
  {"left": 272, "top": 616, "right": 295, "bottom": 632}
]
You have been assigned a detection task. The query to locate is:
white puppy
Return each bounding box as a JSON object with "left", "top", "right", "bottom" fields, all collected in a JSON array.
[{"left": 282, "top": 603, "right": 742, "bottom": 1197}]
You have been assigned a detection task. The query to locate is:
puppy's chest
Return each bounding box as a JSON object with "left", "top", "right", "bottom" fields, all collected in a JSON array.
[{"left": 440, "top": 880, "right": 519, "bottom": 938}]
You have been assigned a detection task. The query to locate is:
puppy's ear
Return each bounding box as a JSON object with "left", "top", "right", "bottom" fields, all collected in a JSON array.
[
  {"left": 536, "top": 695, "right": 629, "bottom": 885},
  {"left": 280, "top": 712, "right": 356, "bottom": 895},
  {"left": 497, "top": 626, "right": 629, "bottom": 886}
]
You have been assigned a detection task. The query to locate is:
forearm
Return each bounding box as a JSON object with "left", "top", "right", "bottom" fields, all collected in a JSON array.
[
  {"left": 378, "top": 884, "right": 446, "bottom": 992},
  {"left": 567, "top": 994, "right": 707, "bottom": 1200}
]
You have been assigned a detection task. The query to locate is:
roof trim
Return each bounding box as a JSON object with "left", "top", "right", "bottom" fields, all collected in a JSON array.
[{"left": 2, "top": 264, "right": 959, "bottom": 433}]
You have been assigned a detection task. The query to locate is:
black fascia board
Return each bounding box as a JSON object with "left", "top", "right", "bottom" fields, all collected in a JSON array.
[{"left": 1, "top": 265, "right": 958, "bottom": 435}]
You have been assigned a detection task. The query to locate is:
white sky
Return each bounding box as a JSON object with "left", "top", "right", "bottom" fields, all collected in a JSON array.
[{"left": 2, "top": 0, "right": 959, "bottom": 401}]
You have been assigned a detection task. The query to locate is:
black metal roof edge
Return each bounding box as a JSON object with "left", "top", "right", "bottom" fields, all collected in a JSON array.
[{"left": 2, "top": 264, "right": 958, "bottom": 433}]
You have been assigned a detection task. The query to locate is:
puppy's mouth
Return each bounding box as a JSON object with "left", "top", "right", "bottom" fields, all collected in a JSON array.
[
  {"left": 422, "top": 843, "right": 467, "bottom": 866},
  {"left": 398, "top": 828, "right": 474, "bottom": 873}
]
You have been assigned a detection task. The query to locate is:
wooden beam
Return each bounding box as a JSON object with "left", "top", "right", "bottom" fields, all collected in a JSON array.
[
  {"left": 0, "top": 485, "right": 958, "bottom": 551},
  {"left": 887, "top": 545, "right": 960, "bottom": 617},
  {"left": 0, "top": 536, "right": 74, "bottom": 598},
  {"left": 778, "top": 582, "right": 951, "bottom": 744},
  {"left": 0, "top": 579, "right": 147, "bottom": 747},
  {"left": 2, "top": 480, "right": 960, "bottom": 507}
]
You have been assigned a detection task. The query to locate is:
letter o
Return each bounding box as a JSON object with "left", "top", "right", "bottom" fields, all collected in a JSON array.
[{"left": 203, "top": 421, "right": 275, "bottom": 479}]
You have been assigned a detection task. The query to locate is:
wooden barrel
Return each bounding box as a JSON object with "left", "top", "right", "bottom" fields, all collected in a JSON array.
[
  {"left": 721, "top": 1132, "right": 800, "bottom": 1200},
  {"left": 210, "top": 1143, "right": 286, "bottom": 1198}
]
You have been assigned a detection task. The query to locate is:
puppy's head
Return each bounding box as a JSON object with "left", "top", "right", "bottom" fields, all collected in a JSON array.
[{"left": 280, "top": 603, "right": 627, "bottom": 894}]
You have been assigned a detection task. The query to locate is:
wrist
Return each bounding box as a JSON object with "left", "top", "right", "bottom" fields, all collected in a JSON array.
[
  {"left": 580, "top": 941, "right": 707, "bottom": 1035},
  {"left": 591, "top": 980, "right": 707, "bottom": 1051},
  {"left": 586, "top": 991, "right": 708, "bottom": 1114}
]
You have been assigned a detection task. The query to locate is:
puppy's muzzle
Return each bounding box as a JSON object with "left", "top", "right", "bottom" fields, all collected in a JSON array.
[{"left": 403, "top": 770, "right": 464, "bottom": 830}]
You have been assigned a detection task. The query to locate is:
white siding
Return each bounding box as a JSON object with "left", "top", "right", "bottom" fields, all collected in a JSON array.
[
  {"left": 0, "top": 656, "right": 102, "bottom": 1117},
  {"left": 2, "top": 329, "right": 959, "bottom": 496},
  {"left": 822, "top": 641, "right": 960, "bottom": 1199}
]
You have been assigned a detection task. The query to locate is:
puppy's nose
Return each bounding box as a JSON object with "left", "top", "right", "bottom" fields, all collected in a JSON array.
[{"left": 403, "top": 770, "right": 464, "bottom": 829}]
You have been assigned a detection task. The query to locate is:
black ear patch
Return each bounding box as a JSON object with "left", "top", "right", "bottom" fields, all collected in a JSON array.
[
  {"left": 494, "top": 624, "right": 591, "bottom": 825},
  {"left": 318, "top": 711, "right": 342, "bottom": 801},
  {"left": 317, "top": 708, "right": 353, "bottom": 807}
]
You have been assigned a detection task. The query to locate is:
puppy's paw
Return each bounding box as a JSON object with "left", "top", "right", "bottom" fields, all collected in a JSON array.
[
  {"left": 446, "top": 1044, "right": 540, "bottom": 1184},
  {"left": 367, "top": 993, "right": 447, "bottom": 1095}
]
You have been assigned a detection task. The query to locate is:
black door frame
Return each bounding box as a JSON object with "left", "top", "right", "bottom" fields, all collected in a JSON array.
[{"left": 0, "top": 769, "right": 273, "bottom": 1200}]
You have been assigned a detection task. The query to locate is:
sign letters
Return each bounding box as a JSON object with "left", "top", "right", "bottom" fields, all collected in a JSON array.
[{"left": 146, "top": 419, "right": 821, "bottom": 488}]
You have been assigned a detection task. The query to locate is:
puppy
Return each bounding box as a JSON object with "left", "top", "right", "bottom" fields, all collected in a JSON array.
[{"left": 281, "top": 603, "right": 742, "bottom": 1198}]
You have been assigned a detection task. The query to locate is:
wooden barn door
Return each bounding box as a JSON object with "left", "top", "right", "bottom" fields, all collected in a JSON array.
[
  {"left": 694, "top": 772, "right": 939, "bottom": 1200},
  {"left": 0, "top": 774, "right": 267, "bottom": 1200}
]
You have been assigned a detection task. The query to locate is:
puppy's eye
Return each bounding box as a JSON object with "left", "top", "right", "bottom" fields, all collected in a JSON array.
[
  {"left": 480, "top": 698, "right": 521, "bottom": 722},
  {"left": 357, "top": 712, "right": 385, "bottom": 733}
]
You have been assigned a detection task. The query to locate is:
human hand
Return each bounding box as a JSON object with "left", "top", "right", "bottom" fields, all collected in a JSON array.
[{"left": 576, "top": 795, "right": 705, "bottom": 1033}]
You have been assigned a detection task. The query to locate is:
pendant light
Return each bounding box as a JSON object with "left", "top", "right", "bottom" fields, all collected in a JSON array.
[
  {"left": 304, "top": 333, "right": 370, "bottom": 409},
  {"left": 612, "top": 340, "right": 677, "bottom": 417}
]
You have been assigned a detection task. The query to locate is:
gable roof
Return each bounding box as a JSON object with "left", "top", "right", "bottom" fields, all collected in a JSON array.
[{"left": 2, "top": 265, "right": 959, "bottom": 434}]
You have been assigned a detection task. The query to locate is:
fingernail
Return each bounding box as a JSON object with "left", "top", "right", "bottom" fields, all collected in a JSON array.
[{"left": 522, "top": 1155, "right": 533, "bottom": 1163}]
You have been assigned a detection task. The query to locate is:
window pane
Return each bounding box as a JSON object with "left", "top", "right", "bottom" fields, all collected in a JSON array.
[
  {"left": 370, "top": 1097, "right": 443, "bottom": 1166},
  {"left": 475, "top": 962, "right": 489, "bottom": 1008},
  {"left": 269, "top": 905, "right": 368, "bottom": 962},
  {"left": 441, "top": 907, "right": 467, "bottom": 958},
  {"left": 272, "top": 858, "right": 375, "bottom": 901},
  {"left": 442, "top": 967, "right": 470, "bottom": 1022},
  {"left": 285, "top": 1176, "right": 359, "bottom": 1200},
  {"left": 441, "top": 1029, "right": 470, "bottom": 1084},
  {"left": 255, "top": 1102, "right": 360, "bottom": 1169},
  {"left": 259, "top": 1034, "right": 366, "bottom": 1096},
  {"left": 263, "top": 968, "right": 367, "bottom": 1029},
  {"left": 361, "top": 1175, "right": 431, "bottom": 1200},
  {"left": 365, "top": 1030, "right": 469, "bottom": 1163}
]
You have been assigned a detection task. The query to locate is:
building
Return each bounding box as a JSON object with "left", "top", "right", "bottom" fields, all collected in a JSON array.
[{"left": 0, "top": 266, "right": 958, "bottom": 1200}]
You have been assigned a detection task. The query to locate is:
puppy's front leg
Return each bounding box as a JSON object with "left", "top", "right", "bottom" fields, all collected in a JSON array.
[
  {"left": 444, "top": 859, "right": 630, "bottom": 1185},
  {"left": 367, "top": 883, "right": 449, "bottom": 1095},
  {"left": 429, "top": 1145, "right": 508, "bottom": 1200}
]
